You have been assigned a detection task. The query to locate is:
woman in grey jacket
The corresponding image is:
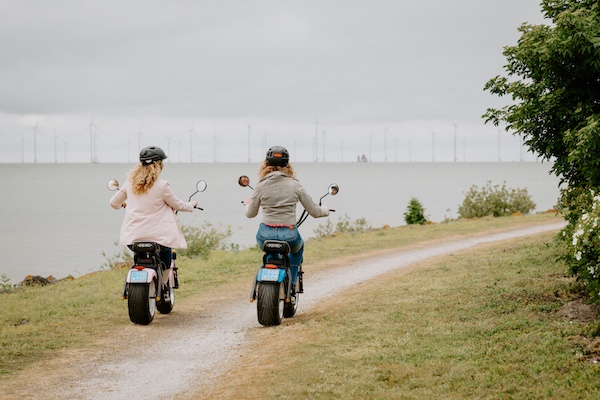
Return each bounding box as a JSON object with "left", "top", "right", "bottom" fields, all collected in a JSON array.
[{"left": 244, "top": 146, "right": 330, "bottom": 285}]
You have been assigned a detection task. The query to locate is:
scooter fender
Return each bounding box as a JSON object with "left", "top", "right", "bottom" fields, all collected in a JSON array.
[
  {"left": 126, "top": 267, "right": 158, "bottom": 284},
  {"left": 256, "top": 267, "right": 286, "bottom": 283}
]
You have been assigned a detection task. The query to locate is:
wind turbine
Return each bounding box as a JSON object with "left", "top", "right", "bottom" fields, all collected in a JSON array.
[
  {"left": 87, "top": 115, "right": 104, "bottom": 163},
  {"left": 31, "top": 117, "right": 42, "bottom": 163},
  {"left": 451, "top": 121, "right": 458, "bottom": 162},
  {"left": 188, "top": 124, "right": 199, "bottom": 163},
  {"left": 20, "top": 132, "right": 29, "bottom": 163},
  {"left": 129, "top": 126, "right": 146, "bottom": 162},
  {"left": 54, "top": 132, "right": 67, "bottom": 163},
  {"left": 245, "top": 121, "right": 254, "bottom": 163},
  {"left": 212, "top": 131, "right": 219, "bottom": 163},
  {"left": 321, "top": 127, "right": 328, "bottom": 162},
  {"left": 166, "top": 134, "right": 178, "bottom": 163},
  {"left": 383, "top": 125, "right": 389, "bottom": 163}
]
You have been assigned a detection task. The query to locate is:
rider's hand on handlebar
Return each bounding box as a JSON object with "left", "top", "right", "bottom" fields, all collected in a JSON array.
[
  {"left": 243, "top": 197, "right": 251, "bottom": 206},
  {"left": 121, "top": 202, "right": 127, "bottom": 209},
  {"left": 190, "top": 200, "right": 198, "bottom": 209}
]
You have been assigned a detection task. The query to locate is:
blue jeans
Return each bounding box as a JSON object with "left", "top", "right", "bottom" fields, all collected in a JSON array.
[{"left": 256, "top": 223, "right": 303, "bottom": 284}]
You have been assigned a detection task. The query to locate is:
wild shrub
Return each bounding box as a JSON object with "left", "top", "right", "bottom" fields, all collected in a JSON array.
[
  {"left": 564, "top": 191, "right": 600, "bottom": 303},
  {"left": 0, "top": 274, "right": 12, "bottom": 291},
  {"left": 103, "top": 223, "right": 235, "bottom": 268},
  {"left": 404, "top": 197, "right": 427, "bottom": 225},
  {"left": 458, "top": 181, "right": 536, "bottom": 218},
  {"left": 101, "top": 242, "right": 133, "bottom": 270},
  {"left": 179, "top": 223, "right": 234, "bottom": 258},
  {"left": 314, "top": 214, "right": 371, "bottom": 237}
]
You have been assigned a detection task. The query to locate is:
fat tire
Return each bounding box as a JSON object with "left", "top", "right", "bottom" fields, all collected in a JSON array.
[
  {"left": 257, "top": 282, "right": 283, "bottom": 326},
  {"left": 127, "top": 282, "right": 156, "bottom": 325},
  {"left": 156, "top": 284, "right": 174, "bottom": 314}
]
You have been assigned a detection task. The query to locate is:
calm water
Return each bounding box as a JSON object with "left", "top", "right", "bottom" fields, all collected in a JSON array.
[{"left": 0, "top": 162, "right": 561, "bottom": 283}]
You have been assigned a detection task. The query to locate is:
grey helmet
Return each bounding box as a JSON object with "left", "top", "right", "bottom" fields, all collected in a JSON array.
[
  {"left": 139, "top": 146, "right": 167, "bottom": 164},
  {"left": 265, "top": 145, "right": 289, "bottom": 167}
]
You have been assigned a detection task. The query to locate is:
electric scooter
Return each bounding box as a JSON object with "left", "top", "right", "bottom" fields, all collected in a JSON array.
[{"left": 107, "top": 179, "right": 207, "bottom": 325}]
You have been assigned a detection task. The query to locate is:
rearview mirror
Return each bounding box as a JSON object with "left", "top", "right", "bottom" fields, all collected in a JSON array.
[
  {"left": 196, "top": 180, "right": 207, "bottom": 193},
  {"left": 238, "top": 175, "right": 250, "bottom": 187},
  {"left": 107, "top": 179, "right": 119, "bottom": 191},
  {"left": 328, "top": 184, "right": 339, "bottom": 196}
]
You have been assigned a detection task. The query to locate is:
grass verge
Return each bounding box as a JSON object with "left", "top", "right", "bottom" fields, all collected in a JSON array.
[
  {"left": 198, "top": 230, "right": 600, "bottom": 399},
  {"left": 0, "top": 213, "right": 570, "bottom": 383}
]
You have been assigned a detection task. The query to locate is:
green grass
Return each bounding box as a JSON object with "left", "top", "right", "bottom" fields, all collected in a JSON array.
[
  {"left": 203, "top": 229, "right": 600, "bottom": 400},
  {"left": 0, "top": 212, "right": 574, "bottom": 386}
]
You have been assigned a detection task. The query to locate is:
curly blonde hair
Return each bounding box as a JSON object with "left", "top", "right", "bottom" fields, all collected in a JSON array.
[
  {"left": 258, "top": 160, "right": 296, "bottom": 179},
  {"left": 129, "top": 161, "right": 163, "bottom": 194}
]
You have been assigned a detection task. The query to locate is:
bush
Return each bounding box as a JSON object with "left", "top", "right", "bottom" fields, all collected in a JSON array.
[
  {"left": 404, "top": 197, "right": 427, "bottom": 225},
  {"left": 566, "top": 192, "right": 600, "bottom": 303},
  {"left": 102, "top": 224, "right": 236, "bottom": 269},
  {"left": 101, "top": 241, "right": 133, "bottom": 270},
  {"left": 179, "top": 223, "right": 235, "bottom": 258},
  {"left": 314, "top": 214, "right": 371, "bottom": 237},
  {"left": 458, "top": 181, "right": 536, "bottom": 218}
]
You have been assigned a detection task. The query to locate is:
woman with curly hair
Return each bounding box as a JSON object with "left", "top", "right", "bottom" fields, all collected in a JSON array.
[
  {"left": 110, "top": 146, "right": 197, "bottom": 270},
  {"left": 244, "top": 145, "right": 330, "bottom": 289}
]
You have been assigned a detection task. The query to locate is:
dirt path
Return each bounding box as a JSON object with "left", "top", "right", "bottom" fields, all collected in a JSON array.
[{"left": 0, "top": 221, "right": 565, "bottom": 400}]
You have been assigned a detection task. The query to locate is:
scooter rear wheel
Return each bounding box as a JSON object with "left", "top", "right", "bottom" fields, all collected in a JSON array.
[
  {"left": 127, "top": 282, "right": 156, "bottom": 325},
  {"left": 256, "top": 282, "right": 284, "bottom": 326}
]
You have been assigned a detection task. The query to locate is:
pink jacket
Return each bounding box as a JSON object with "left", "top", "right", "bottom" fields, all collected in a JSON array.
[{"left": 110, "top": 179, "right": 194, "bottom": 249}]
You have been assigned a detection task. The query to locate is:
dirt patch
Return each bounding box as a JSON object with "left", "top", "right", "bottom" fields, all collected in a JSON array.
[{"left": 556, "top": 300, "right": 600, "bottom": 323}]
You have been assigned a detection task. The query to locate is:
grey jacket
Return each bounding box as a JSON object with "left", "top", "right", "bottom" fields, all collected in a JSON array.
[{"left": 244, "top": 171, "right": 329, "bottom": 225}]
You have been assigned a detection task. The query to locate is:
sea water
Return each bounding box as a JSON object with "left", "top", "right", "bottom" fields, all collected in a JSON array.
[{"left": 0, "top": 162, "right": 561, "bottom": 283}]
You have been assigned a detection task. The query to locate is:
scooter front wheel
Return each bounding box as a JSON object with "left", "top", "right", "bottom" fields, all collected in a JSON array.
[
  {"left": 256, "top": 282, "right": 284, "bottom": 326},
  {"left": 127, "top": 282, "right": 156, "bottom": 325},
  {"left": 283, "top": 276, "right": 298, "bottom": 318},
  {"left": 156, "top": 283, "right": 174, "bottom": 314}
]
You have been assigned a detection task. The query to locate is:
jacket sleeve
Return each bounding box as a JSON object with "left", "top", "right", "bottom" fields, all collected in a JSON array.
[
  {"left": 244, "top": 186, "right": 261, "bottom": 218},
  {"left": 109, "top": 187, "right": 127, "bottom": 209},
  {"left": 297, "top": 185, "right": 330, "bottom": 218},
  {"left": 163, "top": 181, "right": 194, "bottom": 212}
]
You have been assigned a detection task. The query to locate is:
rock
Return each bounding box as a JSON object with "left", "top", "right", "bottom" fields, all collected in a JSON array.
[{"left": 19, "top": 275, "right": 52, "bottom": 286}]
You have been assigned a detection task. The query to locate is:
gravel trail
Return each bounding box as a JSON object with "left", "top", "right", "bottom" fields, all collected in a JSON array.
[{"left": 1, "top": 221, "right": 565, "bottom": 400}]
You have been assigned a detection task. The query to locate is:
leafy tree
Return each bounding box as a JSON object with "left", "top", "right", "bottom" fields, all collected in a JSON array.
[
  {"left": 484, "top": 0, "right": 600, "bottom": 298},
  {"left": 483, "top": 0, "right": 600, "bottom": 191}
]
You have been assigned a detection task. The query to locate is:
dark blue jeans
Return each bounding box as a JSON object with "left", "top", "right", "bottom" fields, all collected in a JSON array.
[{"left": 256, "top": 223, "right": 303, "bottom": 284}]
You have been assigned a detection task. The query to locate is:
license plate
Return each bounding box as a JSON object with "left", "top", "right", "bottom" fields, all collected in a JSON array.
[
  {"left": 259, "top": 269, "right": 280, "bottom": 282},
  {"left": 130, "top": 270, "right": 148, "bottom": 283}
]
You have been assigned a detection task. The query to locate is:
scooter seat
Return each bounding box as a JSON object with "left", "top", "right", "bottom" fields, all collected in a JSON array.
[
  {"left": 262, "top": 240, "right": 291, "bottom": 254},
  {"left": 132, "top": 242, "right": 161, "bottom": 254}
]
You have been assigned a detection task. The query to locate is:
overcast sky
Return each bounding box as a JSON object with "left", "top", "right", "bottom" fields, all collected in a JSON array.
[{"left": 0, "top": 0, "right": 547, "bottom": 163}]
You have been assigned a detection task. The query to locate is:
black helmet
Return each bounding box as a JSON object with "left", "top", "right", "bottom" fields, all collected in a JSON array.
[
  {"left": 139, "top": 146, "right": 167, "bottom": 164},
  {"left": 265, "top": 145, "right": 289, "bottom": 167}
]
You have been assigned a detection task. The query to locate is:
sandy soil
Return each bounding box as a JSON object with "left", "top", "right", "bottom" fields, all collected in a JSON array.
[{"left": 0, "top": 221, "right": 566, "bottom": 400}]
